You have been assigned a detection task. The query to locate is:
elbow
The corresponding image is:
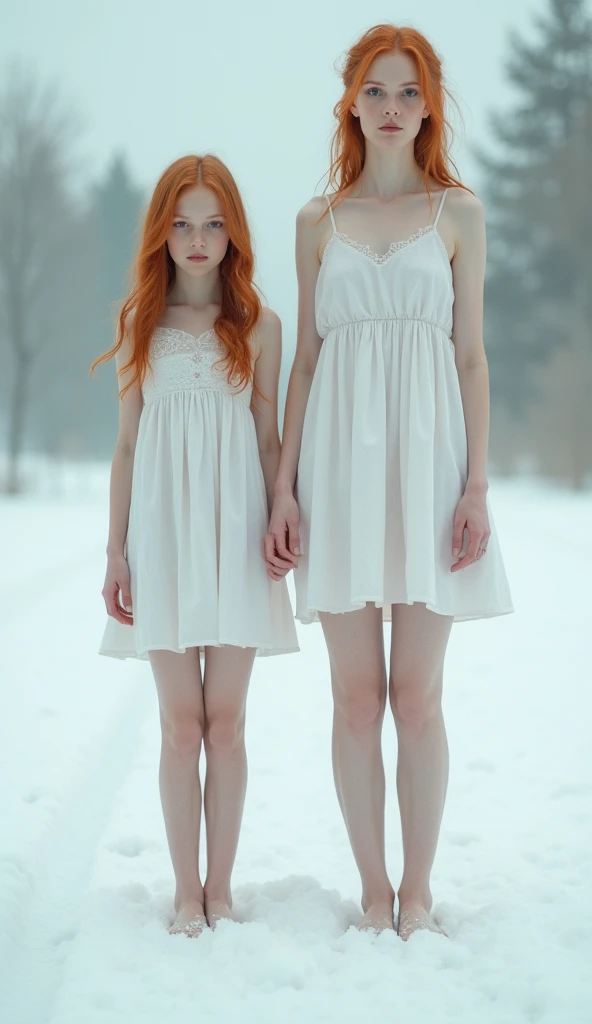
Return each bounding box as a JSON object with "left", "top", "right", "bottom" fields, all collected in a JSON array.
[
  {"left": 113, "top": 438, "right": 137, "bottom": 461},
  {"left": 257, "top": 435, "right": 281, "bottom": 460},
  {"left": 455, "top": 353, "right": 489, "bottom": 375}
]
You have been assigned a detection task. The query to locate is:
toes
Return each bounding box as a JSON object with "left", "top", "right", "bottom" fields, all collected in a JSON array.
[{"left": 397, "top": 907, "right": 447, "bottom": 941}]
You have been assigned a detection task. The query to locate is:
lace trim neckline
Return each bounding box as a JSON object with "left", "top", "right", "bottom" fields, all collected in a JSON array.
[
  {"left": 153, "top": 326, "right": 216, "bottom": 345},
  {"left": 322, "top": 224, "right": 449, "bottom": 265}
]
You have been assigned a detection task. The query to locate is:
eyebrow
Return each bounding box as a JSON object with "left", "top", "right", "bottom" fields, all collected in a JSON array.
[
  {"left": 363, "top": 79, "right": 419, "bottom": 87},
  {"left": 173, "top": 212, "right": 226, "bottom": 220}
]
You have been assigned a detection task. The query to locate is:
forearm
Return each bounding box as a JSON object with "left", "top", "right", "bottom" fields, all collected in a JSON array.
[
  {"left": 106, "top": 446, "right": 135, "bottom": 557},
  {"left": 274, "top": 365, "right": 316, "bottom": 496},
  {"left": 456, "top": 360, "right": 490, "bottom": 492},
  {"left": 258, "top": 443, "right": 281, "bottom": 515}
]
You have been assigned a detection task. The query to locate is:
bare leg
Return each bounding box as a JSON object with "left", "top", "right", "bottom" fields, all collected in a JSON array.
[
  {"left": 149, "top": 648, "right": 207, "bottom": 935},
  {"left": 202, "top": 645, "right": 256, "bottom": 928},
  {"left": 389, "top": 603, "right": 453, "bottom": 940},
  {"left": 320, "top": 606, "right": 395, "bottom": 931}
]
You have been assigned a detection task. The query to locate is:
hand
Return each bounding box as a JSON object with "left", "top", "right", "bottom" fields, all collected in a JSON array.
[
  {"left": 102, "top": 554, "right": 134, "bottom": 624},
  {"left": 450, "top": 486, "right": 491, "bottom": 573},
  {"left": 263, "top": 491, "right": 301, "bottom": 581},
  {"left": 261, "top": 539, "right": 293, "bottom": 581}
]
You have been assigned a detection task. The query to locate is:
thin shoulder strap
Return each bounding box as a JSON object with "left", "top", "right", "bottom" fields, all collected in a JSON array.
[
  {"left": 433, "top": 188, "right": 449, "bottom": 228},
  {"left": 324, "top": 195, "right": 337, "bottom": 233}
]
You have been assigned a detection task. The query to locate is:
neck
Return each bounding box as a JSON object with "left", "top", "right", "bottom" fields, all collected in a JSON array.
[
  {"left": 168, "top": 266, "right": 223, "bottom": 309},
  {"left": 354, "top": 143, "right": 424, "bottom": 201}
]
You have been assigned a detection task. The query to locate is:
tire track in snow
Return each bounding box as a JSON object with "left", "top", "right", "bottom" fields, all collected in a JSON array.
[
  {"left": 0, "top": 673, "right": 152, "bottom": 1024},
  {"left": 0, "top": 541, "right": 107, "bottom": 626}
]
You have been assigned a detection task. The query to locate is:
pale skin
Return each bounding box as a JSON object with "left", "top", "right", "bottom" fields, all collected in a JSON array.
[
  {"left": 265, "top": 51, "right": 491, "bottom": 938},
  {"left": 102, "top": 185, "right": 285, "bottom": 934}
]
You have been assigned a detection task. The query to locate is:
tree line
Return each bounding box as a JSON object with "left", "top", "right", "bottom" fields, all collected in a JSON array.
[
  {"left": 0, "top": 0, "right": 591, "bottom": 491},
  {"left": 0, "top": 71, "right": 143, "bottom": 491}
]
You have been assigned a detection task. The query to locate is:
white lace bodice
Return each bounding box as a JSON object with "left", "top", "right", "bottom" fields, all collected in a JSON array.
[
  {"left": 316, "top": 191, "right": 454, "bottom": 341},
  {"left": 141, "top": 327, "right": 253, "bottom": 406}
]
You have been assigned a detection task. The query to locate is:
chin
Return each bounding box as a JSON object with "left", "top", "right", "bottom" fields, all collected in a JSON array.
[{"left": 376, "top": 131, "right": 404, "bottom": 144}]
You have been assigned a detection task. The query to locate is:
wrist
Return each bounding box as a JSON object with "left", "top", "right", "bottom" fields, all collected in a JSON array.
[
  {"left": 465, "top": 476, "right": 489, "bottom": 495},
  {"left": 106, "top": 546, "right": 126, "bottom": 559},
  {"left": 274, "top": 477, "right": 294, "bottom": 499}
]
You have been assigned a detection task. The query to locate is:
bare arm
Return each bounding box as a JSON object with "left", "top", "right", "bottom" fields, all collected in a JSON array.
[
  {"left": 266, "top": 198, "right": 328, "bottom": 564},
  {"left": 250, "top": 307, "right": 282, "bottom": 514},
  {"left": 447, "top": 190, "right": 492, "bottom": 571},
  {"left": 102, "top": 332, "right": 143, "bottom": 622}
]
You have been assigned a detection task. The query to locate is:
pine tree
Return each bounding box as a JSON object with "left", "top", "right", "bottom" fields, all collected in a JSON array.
[
  {"left": 92, "top": 154, "right": 144, "bottom": 323},
  {"left": 479, "top": 0, "right": 592, "bottom": 414},
  {"left": 74, "top": 156, "right": 144, "bottom": 458},
  {"left": 0, "top": 68, "right": 81, "bottom": 491}
]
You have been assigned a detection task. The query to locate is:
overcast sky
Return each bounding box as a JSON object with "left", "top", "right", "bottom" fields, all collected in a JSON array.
[{"left": 3, "top": 0, "right": 547, "bottom": 352}]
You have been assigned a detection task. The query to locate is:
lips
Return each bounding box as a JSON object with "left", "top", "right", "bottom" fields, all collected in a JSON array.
[
  {"left": 187, "top": 255, "right": 207, "bottom": 261},
  {"left": 380, "top": 125, "right": 402, "bottom": 132}
]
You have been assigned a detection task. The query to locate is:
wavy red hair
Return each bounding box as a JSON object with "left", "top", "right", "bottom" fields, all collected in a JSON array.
[
  {"left": 327, "top": 24, "right": 467, "bottom": 201},
  {"left": 91, "top": 154, "right": 261, "bottom": 395}
]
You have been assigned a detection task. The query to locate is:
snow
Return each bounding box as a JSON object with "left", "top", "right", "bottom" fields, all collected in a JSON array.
[{"left": 1, "top": 472, "right": 591, "bottom": 1024}]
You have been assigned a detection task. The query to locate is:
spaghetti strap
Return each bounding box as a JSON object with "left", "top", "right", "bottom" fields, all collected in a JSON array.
[
  {"left": 325, "top": 195, "right": 338, "bottom": 233},
  {"left": 433, "top": 189, "right": 448, "bottom": 228}
]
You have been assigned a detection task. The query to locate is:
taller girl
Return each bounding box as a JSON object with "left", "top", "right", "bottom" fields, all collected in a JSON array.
[{"left": 267, "top": 25, "right": 513, "bottom": 939}]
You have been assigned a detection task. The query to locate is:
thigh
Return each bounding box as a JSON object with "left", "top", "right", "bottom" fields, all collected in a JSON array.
[
  {"left": 389, "top": 604, "right": 453, "bottom": 703},
  {"left": 202, "top": 645, "right": 256, "bottom": 724},
  {"left": 320, "top": 605, "right": 387, "bottom": 706}
]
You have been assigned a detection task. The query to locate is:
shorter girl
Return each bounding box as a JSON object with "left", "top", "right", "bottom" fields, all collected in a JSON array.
[{"left": 94, "top": 154, "right": 298, "bottom": 937}]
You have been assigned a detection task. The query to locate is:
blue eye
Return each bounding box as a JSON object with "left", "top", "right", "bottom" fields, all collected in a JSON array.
[
  {"left": 173, "top": 220, "right": 188, "bottom": 229},
  {"left": 403, "top": 88, "right": 418, "bottom": 98},
  {"left": 366, "top": 87, "right": 382, "bottom": 97},
  {"left": 207, "top": 220, "right": 223, "bottom": 229}
]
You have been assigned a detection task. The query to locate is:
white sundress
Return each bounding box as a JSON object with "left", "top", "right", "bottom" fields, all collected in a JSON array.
[
  {"left": 100, "top": 326, "right": 299, "bottom": 659},
  {"left": 295, "top": 189, "right": 514, "bottom": 623}
]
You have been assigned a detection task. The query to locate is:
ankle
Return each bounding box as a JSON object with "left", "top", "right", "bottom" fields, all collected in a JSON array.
[
  {"left": 361, "top": 886, "right": 395, "bottom": 913},
  {"left": 204, "top": 885, "right": 232, "bottom": 907},
  {"left": 397, "top": 885, "right": 432, "bottom": 911},
  {"left": 175, "top": 888, "right": 204, "bottom": 910}
]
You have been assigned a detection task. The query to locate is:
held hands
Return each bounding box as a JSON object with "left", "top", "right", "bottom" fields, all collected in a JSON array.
[
  {"left": 102, "top": 554, "right": 134, "bottom": 624},
  {"left": 451, "top": 483, "right": 491, "bottom": 573},
  {"left": 263, "top": 490, "right": 301, "bottom": 581}
]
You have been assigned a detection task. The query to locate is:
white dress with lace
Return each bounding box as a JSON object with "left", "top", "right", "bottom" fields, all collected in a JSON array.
[
  {"left": 100, "top": 327, "right": 298, "bottom": 659},
  {"left": 294, "top": 190, "right": 513, "bottom": 623}
]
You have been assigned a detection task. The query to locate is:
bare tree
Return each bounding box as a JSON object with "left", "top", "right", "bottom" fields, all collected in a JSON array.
[{"left": 0, "top": 66, "right": 80, "bottom": 492}]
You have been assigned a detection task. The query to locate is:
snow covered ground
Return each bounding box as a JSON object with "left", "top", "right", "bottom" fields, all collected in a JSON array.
[{"left": 1, "top": 471, "right": 591, "bottom": 1024}]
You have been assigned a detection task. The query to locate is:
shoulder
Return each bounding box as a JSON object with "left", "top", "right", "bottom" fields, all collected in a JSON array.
[
  {"left": 258, "top": 305, "right": 281, "bottom": 332},
  {"left": 296, "top": 197, "right": 333, "bottom": 267},
  {"left": 296, "top": 195, "right": 330, "bottom": 230},
  {"left": 253, "top": 305, "right": 281, "bottom": 358},
  {"left": 444, "top": 187, "right": 484, "bottom": 226},
  {"left": 442, "top": 188, "right": 485, "bottom": 260}
]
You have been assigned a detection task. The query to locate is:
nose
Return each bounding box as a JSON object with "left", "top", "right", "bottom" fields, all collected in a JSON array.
[
  {"left": 383, "top": 96, "right": 401, "bottom": 117},
  {"left": 190, "top": 231, "right": 206, "bottom": 249}
]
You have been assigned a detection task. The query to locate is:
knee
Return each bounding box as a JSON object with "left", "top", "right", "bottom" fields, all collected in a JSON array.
[
  {"left": 335, "top": 684, "right": 384, "bottom": 735},
  {"left": 205, "top": 709, "right": 245, "bottom": 751},
  {"left": 160, "top": 711, "right": 204, "bottom": 757},
  {"left": 390, "top": 678, "right": 442, "bottom": 734}
]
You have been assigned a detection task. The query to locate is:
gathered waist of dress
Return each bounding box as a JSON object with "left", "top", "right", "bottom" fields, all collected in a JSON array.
[
  {"left": 142, "top": 382, "right": 253, "bottom": 406},
  {"left": 321, "top": 315, "right": 453, "bottom": 339}
]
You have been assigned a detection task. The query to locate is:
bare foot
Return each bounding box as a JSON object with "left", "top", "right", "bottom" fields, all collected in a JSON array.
[
  {"left": 169, "top": 900, "right": 208, "bottom": 938},
  {"left": 205, "top": 899, "right": 234, "bottom": 930},
  {"left": 397, "top": 902, "right": 447, "bottom": 942},
  {"left": 358, "top": 902, "right": 395, "bottom": 933}
]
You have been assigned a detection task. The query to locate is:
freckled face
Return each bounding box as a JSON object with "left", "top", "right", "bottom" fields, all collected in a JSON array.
[
  {"left": 351, "top": 51, "right": 430, "bottom": 148},
  {"left": 166, "top": 185, "right": 230, "bottom": 275}
]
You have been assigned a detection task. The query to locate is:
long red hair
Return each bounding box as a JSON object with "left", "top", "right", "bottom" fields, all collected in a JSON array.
[
  {"left": 327, "top": 24, "right": 467, "bottom": 201},
  {"left": 92, "top": 154, "right": 261, "bottom": 395}
]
